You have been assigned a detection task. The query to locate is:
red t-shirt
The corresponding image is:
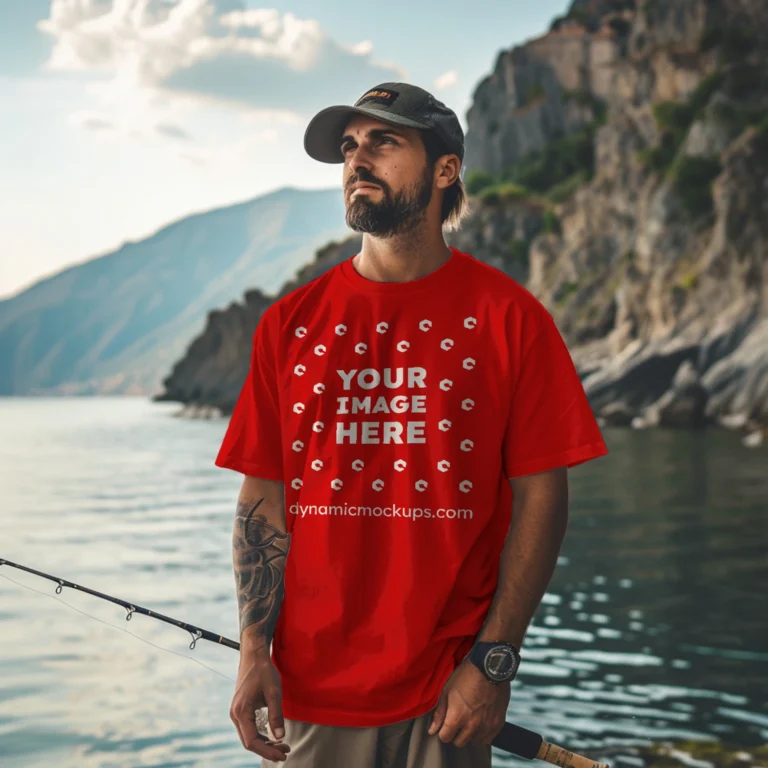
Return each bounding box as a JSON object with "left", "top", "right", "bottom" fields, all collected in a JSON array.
[{"left": 215, "top": 246, "right": 608, "bottom": 727}]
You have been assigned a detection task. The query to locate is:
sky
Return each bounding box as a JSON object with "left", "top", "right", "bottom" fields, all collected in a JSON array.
[{"left": 0, "top": 0, "right": 569, "bottom": 300}]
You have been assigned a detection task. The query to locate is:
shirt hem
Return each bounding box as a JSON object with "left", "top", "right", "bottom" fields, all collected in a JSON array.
[
  {"left": 281, "top": 691, "right": 441, "bottom": 728},
  {"left": 505, "top": 440, "right": 608, "bottom": 479},
  {"left": 214, "top": 455, "right": 283, "bottom": 481}
]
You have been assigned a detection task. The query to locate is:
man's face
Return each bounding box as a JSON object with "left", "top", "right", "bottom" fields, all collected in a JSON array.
[{"left": 340, "top": 114, "right": 434, "bottom": 237}]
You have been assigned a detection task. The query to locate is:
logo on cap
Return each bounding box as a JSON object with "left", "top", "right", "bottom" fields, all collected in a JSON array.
[{"left": 355, "top": 88, "right": 400, "bottom": 108}]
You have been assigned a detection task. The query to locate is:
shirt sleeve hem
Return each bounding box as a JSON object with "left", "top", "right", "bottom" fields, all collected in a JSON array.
[
  {"left": 504, "top": 441, "right": 609, "bottom": 479},
  {"left": 214, "top": 455, "right": 283, "bottom": 481}
]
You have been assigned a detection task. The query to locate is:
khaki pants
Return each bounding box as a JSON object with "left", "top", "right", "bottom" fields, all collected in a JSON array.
[{"left": 260, "top": 709, "right": 492, "bottom": 768}]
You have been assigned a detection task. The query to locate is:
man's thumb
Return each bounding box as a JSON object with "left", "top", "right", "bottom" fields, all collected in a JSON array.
[
  {"left": 427, "top": 695, "right": 446, "bottom": 736},
  {"left": 264, "top": 686, "right": 285, "bottom": 740}
]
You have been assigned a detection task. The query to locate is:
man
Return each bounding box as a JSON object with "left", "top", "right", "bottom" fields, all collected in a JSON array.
[{"left": 215, "top": 81, "right": 609, "bottom": 767}]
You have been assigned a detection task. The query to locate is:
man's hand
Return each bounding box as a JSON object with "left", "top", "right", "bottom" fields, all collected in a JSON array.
[
  {"left": 427, "top": 657, "right": 510, "bottom": 747},
  {"left": 230, "top": 654, "right": 291, "bottom": 762}
]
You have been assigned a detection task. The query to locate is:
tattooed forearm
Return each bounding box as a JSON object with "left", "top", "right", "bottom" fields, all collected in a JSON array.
[{"left": 233, "top": 496, "right": 290, "bottom": 644}]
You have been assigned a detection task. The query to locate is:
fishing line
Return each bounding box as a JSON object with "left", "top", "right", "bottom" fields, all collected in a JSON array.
[
  {"left": 0, "top": 558, "right": 611, "bottom": 766},
  {"left": 0, "top": 572, "right": 236, "bottom": 683}
]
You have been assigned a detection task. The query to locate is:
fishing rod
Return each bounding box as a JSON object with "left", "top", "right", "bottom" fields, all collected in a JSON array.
[{"left": 0, "top": 558, "right": 608, "bottom": 768}]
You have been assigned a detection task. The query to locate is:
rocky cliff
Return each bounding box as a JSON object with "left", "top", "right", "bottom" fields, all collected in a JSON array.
[
  {"left": 464, "top": 0, "right": 768, "bottom": 437},
  {"left": 159, "top": 0, "right": 767, "bottom": 444}
]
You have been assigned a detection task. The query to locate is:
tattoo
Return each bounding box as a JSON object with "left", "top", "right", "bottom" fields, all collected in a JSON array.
[{"left": 233, "top": 496, "right": 290, "bottom": 639}]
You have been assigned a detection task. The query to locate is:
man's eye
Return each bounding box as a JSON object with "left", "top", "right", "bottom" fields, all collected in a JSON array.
[{"left": 341, "top": 137, "right": 394, "bottom": 153}]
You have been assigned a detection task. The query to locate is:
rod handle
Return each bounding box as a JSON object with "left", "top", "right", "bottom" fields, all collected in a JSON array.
[{"left": 536, "top": 740, "right": 609, "bottom": 768}]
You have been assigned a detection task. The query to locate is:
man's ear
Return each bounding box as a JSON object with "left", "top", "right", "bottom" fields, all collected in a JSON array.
[{"left": 437, "top": 156, "right": 461, "bottom": 188}]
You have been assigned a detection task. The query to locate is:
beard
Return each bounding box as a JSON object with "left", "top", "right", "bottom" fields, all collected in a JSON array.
[{"left": 345, "top": 162, "right": 434, "bottom": 237}]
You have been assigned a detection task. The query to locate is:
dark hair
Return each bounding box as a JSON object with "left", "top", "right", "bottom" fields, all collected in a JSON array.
[{"left": 420, "top": 130, "right": 471, "bottom": 231}]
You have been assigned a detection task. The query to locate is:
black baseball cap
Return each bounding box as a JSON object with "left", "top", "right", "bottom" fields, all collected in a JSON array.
[{"left": 304, "top": 82, "right": 464, "bottom": 164}]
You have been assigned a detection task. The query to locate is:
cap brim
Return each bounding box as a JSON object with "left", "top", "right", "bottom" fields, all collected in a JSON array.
[{"left": 304, "top": 105, "right": 428, "bottom": 164}]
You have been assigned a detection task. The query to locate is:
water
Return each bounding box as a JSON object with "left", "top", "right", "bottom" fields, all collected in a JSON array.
[{"left": 1, "top": 396, "right": 766, "bottom": 767}]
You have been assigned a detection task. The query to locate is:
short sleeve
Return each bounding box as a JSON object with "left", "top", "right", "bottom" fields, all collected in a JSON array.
[
  {"left": 214, "top": 307, "right": 283, "bottom": 481},
  {"left": 502, "top": 307, "right": 608, "bottom": 479}
]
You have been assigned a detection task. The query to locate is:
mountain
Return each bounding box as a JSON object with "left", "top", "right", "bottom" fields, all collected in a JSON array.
[
  {"left": 159, "top": 0, "right": 767, "bottom": 441},
  {"left": 0, "top": 187, "right": 349, "bottom": 396}
]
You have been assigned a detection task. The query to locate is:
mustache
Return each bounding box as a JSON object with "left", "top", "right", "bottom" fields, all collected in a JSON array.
[{"left": 348, "top": 176, "right": 384, "bottom": 189}]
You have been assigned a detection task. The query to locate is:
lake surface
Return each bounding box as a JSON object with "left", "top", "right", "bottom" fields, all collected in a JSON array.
[{"left": 1, "top": 396, "right": 766, "bottom": 767}]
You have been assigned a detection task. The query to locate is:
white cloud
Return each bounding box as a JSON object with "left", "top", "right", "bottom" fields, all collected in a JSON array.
[
  {"left": 348, "top": 40, "right": 374, "bottom": 56},
  {"left": 215, "top": 8, "right": 326, "bottom": 71},
  {"left": 39, "top": 0, "right": 211, "bottom": 80},
  {"left": 434, "top": 69, "right": 458, "bottom": 89},
  {"left": 35, "top": 1, "right": 407, "bottom": 177},
  {"left": 37, "top": 1, "right": 405, "bottom": 117}
]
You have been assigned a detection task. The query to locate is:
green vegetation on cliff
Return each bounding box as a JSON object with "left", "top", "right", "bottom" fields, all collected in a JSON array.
[
  {"left": 636, "top": 20, "right": 768, "bottom": 220},
  {"left": 670, "top": 155, "right": 722, "bottom": 218},
  {"left": 466, "top": 90, "right": 607, "bottom": 206},
  {"left": 639, "top": 71, "right": 725, "bottom": 176}
]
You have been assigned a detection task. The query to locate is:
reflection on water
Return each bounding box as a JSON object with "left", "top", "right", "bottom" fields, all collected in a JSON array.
[{"left": 1, "top": 397, "right": 766, "bottom": 767}]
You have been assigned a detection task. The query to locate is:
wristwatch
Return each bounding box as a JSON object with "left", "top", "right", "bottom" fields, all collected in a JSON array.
[{"left": 466, "top": 641, "right": 521, "bottom": 685}]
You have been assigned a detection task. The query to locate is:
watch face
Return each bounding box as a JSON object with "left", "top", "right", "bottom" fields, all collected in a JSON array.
[{"left": 484, "top": 645, "right": 519, "bottom": 682}]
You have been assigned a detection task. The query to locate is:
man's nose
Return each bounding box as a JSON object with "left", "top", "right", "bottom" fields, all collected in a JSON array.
[{"left": 346, "top": 140, "right": 376, "bottom": 168}]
